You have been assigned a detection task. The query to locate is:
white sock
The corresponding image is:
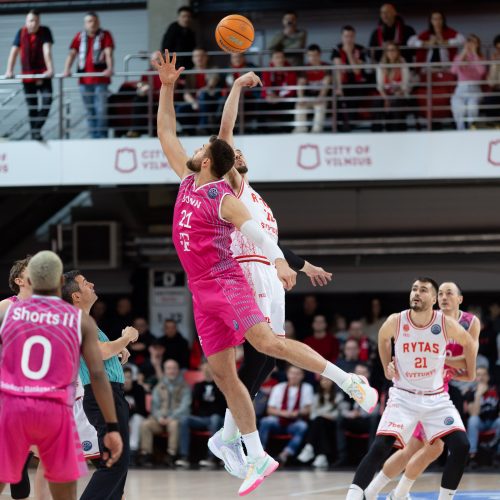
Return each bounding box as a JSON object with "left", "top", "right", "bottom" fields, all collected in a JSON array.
[
  {"left": 364, "top": 471, "right": 392, "bottom": 499},
  {"left": 438, "top": 487, "right": 456, "bottom": 499},
  {"left": 222, "top": 409, "right": 239, "bottom": 441},
  {"left": 394, "top": 475, "right": 415, "bottom": 498},
  {"left": 322, "top": 361, "right": 350, "bottom": 387},
  {"left": 242, "top": 430, "right": 265, "bottom": 460},
  {"left": 346, "top": 484, "right": 364, "bottom": 500}
]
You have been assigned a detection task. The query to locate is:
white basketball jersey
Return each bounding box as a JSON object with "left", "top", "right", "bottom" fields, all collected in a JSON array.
[
  {"left": 231, "top": 181, "right": 278, "bottom": 264},
  {"left": 75, "top": 375, "right": 84, "bottom": 399},
  {"left": 394, "top": 309, "right": 448, "bottom": 394}
]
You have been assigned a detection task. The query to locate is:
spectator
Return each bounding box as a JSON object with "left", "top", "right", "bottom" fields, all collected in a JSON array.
[
  {"left": 5, "top": 10, "right": 54, "bottom": 140},
  {"left": 334, "top": 364, "right": 379, "bottom": 466},
  {"left": 303, "top": 314, "right": 339, "bottom": 362},
  {"left": 465, "top": 366, "right": 500, "bottom": 466},
  {"left": 259, "top": 366, "right": 313, "bottom": 465},
  {"left": 408, "top": 11, "right": 465, "bottom": 65},
  {"left": 268, "top": 11, "right": 307, "bottom": 67},
  {"left": 374, "top": 42, "right": 411, "bottom": 131},
  {"left": 332, "top": 313, "right": 349, "bottom": 343},
  {"left": 290, "top": 294, "right": 321, "bottom": 340},
  {"left": 284, "top": 319, "right": 297, "bottom": 340},
  {"left": 123, "top": 366, "right": 148, "bottom": 465},
  {"left": 107, "top": 297, "right": 135, "bottom": 340},
  {"left": 159, "top": 319, "right": 190, "bottom": 369},
  {"left": 125, "top": 52, "right": 162, "bottom": 137},
  {"left": 148, "top": 342, "right": 167, "bottom": 385},
  {"left": 483, "top": 35, "right": 500, "bottom": 124},
  {"left": 64, "top": 11, "right": 114, "bottom": 138},
  {"left": 369, "top": 4, "right": 416, "bottom": 62},
  {"left": 175, "top": 363, "right": 225, "bottom": 468},
  {"left": 128, "top": 317, "right": 157, "bottom": 373},
  {"left": 363, "top": 298, "right": 387, "bottom": 342},
  {"left": 176, "top": 47, "right": 222, "bottom": 135},
  {"left": 331, "top": 26, "right": 368, "bottom": 132},
  {"left": 293, "top": 44, "right": 332, "bottom": 133},
  {"left": 451, "top": 34, "right": 487, "bottom": 130},
  {"left": 261, "top": 49, "right": 297, "bottom": 132},
  {"left": 90, "top": 298, "right": 109, "bottom": 328},
  {"left": 139, "top": 359, "right": 191, "bottom": 466},
  {"left": 297, "top": 377, "right": 341, "bottom": 467},
  {"left": 336, "top": 338, "right": 361, "bottom": 374},
  {"left": 161, "top": 6, "right": 196, "bottom": 70},
  {"left": 347, "top": 320, "right": 373, "bottom": 362}
]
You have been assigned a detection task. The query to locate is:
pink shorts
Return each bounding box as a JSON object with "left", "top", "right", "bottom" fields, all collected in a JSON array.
[
  {"left": 191, "top": 270, "right": 266, "bottom": 357},
  {"left": 412, "top": 422, "right": 426, "bottom": 442},
  {"left": 0, "top": 394, "right": 87, "bottom": 483}
]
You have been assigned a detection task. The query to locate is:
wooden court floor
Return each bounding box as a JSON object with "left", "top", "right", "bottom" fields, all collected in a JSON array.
[{"left": 3, "top": 469, "right": 499, "bottom": 499}]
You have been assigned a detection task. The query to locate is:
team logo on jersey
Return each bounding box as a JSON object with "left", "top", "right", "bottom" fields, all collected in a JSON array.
[
  {"left": 431, "top": 324, "right": 441, "bottom": 335},
  {"left": 444, "top": 416, "right": 454, "bottom": 426},
  {"left": 403, "top": 324, "right": 410, "bottom": 332},
  {"left": 208, "top": 187, "right": 219, "bottom": 199},
  {"left": 233, "top": 320, "right": 239, "bottom": 330},
  {"left": 82, "top": 440, "right": 93, "bottom": 452},
  {"left": 459, "top": 321, "right": 470, "bottom": 330}
]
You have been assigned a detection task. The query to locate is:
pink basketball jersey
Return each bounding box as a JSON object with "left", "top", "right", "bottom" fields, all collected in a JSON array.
[
  {"left": 173, "top": 174, "right": 241, "bottom": 282},
  {"left": 0, "top": 295, "right": 81, "bottom": 406}
]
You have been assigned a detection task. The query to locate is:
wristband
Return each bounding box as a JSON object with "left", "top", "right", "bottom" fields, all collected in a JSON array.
[{"left": 106, "top": 422, "right": 119, "bottom": 433}]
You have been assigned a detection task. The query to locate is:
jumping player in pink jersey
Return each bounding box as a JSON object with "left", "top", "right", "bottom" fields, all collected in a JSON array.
[
  {"left": 0, "top": 251, "right": 123, "bottom": 500},
  {"left": 365, "top": 281, "right": 480, "bottom": 500},
  {"left": 154, "top": 50, "right": 377, "bottom": 496},
  {"left": 346, "top": 277, "right": 477, "bottom": 500},
  {"left": 208, "top": 71, "right": 338, "bottom": 477}
]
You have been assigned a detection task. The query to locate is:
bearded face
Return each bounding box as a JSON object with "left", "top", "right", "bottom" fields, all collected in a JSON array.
[
  {"left": 186, "top": 157, "right": 202, "bottom": 172},
  {"left": 234, "top": 149, "right": 248, "bottom": 174}
]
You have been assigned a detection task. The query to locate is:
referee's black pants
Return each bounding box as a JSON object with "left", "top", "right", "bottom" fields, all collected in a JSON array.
[{"left": 80, "top": 382, "right": 130, "bottom": 500}]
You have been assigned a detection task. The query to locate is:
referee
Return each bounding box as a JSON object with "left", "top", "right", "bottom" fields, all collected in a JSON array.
[{"left": 62, "top": 270, "right": 138, "bottom": 500}]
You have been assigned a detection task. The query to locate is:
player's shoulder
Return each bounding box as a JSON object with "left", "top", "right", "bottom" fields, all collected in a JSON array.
[{"left": 385, "top": 312, "right": 401, "bottom": 325}]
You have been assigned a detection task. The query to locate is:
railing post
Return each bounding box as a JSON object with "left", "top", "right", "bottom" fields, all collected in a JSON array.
[
  {"left": 331, "top": 68, "right": 338, "bottom": 133},
  {"left": 425, "top": 64, "right": 432, "bottom": 131},
  {"left": 58, "top": 77, "right": 64, "bottom": 139}
]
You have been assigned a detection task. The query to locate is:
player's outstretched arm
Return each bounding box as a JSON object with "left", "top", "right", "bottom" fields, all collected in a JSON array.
[
  {"left": 219, "top": 72, "right": 262, "bottom": 193},
  {"left": 378, "top": 314, "right": 398, "bottom": 380},
  {"left": 81, "top": 313, "right": 123, "bottom": 466},
  {"left": 152, "top": 50, "right": 190, "bottom": 180},
  {"left": 445, "top": 316, "right": 478, "bottom": 381},
  {"left": 221, "top": 194, "right": 296, "bottom": 290}
]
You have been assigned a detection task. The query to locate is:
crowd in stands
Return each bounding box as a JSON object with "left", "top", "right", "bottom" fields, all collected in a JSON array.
[
  {"left": 4, "top": 5, "right": 500, "bottom": 139},
  {"left": 90, "top": 293, "right": 500, "bottom": 470}
]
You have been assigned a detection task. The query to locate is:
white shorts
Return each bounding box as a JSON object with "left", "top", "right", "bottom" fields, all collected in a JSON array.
[
  {"left": 239, "top": 261, "right": 285, "bottom": 335},
  {"left": 377, "top": 387, "right": 465, "bottom": 448},
  {"left": 74, "top": 397, "right": 100, "bottom": 459}
]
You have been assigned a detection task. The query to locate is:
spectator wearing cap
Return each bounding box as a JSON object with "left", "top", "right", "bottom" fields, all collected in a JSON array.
[
  {"left": 161, "top": 6, "right": 196, "bottom": 70},
  {"left": 5, "top": 9, "right": 54, "bottom": 140},
  {"left": 64, "top": 11, "right": 114, "bottom": 138}
]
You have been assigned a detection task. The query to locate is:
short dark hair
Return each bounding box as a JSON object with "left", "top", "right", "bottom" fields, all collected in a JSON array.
[
  {"left": 123, "top": 366, "right": 133, "bottom": 375},
  {"left": 307, "top": 43, "right": 321, "bottom": 52},
  {"left": 342, "top": 25, "right": 356, "bottom": 32},
  {"left": 415, "top": 276, "right": 439, "bottom": 296},
  {"left": 284, "top": 10, "right": 297, "bottom": 17},
  {"left": 178, "top": 6, "right": 193, "bottom": 15},
  {"left": 8, "top": 255, "right": 31, "bottom": 294},
  {"left": 27, "top": 9, "right": 40, "bottom": 17},
  {"left": 85, "top": 11, "right": 98, "bottom": 19},
  {"left": 494, "top": 34, "right": 500, "bottom": 46},
  {"left": 207, "top": 137, "right": 235, "bottom": 178},
  {"left": 62, "top": 270, "right": 82, "bottom": 304},
  {"left": 164, "top": 319, "right": 176, "bottom": 325}
]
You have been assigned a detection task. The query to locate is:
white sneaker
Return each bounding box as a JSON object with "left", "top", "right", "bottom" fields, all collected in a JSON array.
[
  {"left": 297, "top": 443, "right": 315, "bottom": 463},
  {"left": 312, "top": 454, "right": 328, "bottom": 468},
  {"left": 238, "top": 453, "right": 279, "bottom": 496},
  {"left": 208, "top": 428, "right": 247, "bottom": 479},
  {"left": 387, "top": 490, "right": 412, "bottom": 500},
  {"left": 340, "top": 373, "right": 379, "bottom": 413}
]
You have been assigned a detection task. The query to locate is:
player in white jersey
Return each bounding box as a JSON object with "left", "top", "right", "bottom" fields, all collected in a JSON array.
[
  {"left": 365, "top": 282, "right": 480, "bottom": 499},
  {"left": 346, "top": 277, "right": 477, "bottom": 500}
]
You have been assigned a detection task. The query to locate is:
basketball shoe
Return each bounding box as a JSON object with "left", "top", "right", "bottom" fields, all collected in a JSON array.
[
  {"left": 341, "top": 373, "right": 379, "bottom": 413},
  {"left": 238, "top": 453, "right": 279, "bottom": 496},
  {"left": 208, "top": 429, "right": 247, "bottom": 479}
]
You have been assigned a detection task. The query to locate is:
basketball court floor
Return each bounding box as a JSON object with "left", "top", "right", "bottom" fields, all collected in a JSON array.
[{"left": 2, "top": 469, "right": 498, "bottom": 499}]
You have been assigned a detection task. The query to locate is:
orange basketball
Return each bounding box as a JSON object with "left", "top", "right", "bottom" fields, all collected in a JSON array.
[{"left": 215, "top": 14, "right": 254, "bottom": 53}]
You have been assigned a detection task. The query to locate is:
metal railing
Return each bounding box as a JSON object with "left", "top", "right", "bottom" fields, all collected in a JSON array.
[{"left": 0, "top": 58, "right": 499, "bottom": 140}]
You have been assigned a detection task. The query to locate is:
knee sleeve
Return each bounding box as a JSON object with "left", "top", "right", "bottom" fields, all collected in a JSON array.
[
  {"left": 238, "top": 342, "right": 276, "bottom": 398},
  {"left": 441, "top": 431, "right": 470, "bottom": 490}
]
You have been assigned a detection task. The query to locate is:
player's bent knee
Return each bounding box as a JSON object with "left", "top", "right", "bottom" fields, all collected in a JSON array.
[
  {"left": 430, "top": 439, "right": 445, "bottom": 457},
  {"left": 442, "top": 431, "right": 470, "bottom": 455}
]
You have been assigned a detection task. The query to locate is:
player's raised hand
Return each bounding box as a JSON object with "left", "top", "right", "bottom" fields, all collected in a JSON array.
[
  {"left": 301, "top": 261, "right": 333, "bottom": 287},
  {"left": 275, "top": 259, "right": 297, "bottom": 291},
  {"left": 235, "top": 71, "right": 262, "bottom": 88},
  {"left": 152, "top": 50, "right": 185, "bottom": 85},
  {"left": 102, "top": 431, "right": 123, "bottom": 467}
]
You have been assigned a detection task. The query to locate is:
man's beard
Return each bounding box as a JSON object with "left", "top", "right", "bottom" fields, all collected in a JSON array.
[
  {"left": 186, "top": 158, "right": 201, "bottom": 172},
  {"left": 236, "top": 164, "right": 248, "bottom": 174},
  {"left": 409, "top": 301, "right": 423, "bottom": 312}
]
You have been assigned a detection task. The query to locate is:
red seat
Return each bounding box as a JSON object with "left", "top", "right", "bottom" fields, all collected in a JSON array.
[
  {"left": 479, "top": 429, "right": 496, "bottom": 443},
  {"left": 183, "top": 370, "right": 205, "bottom": 387}
]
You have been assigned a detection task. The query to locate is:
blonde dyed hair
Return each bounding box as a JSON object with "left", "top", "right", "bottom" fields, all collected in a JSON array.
[{"left": 27, "top": 251, "right": 63, "bottom": 291}]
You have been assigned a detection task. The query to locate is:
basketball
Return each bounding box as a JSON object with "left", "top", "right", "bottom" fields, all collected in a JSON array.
[{"left": 215, "top": 14, "right": 254, "bottom": 53}]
